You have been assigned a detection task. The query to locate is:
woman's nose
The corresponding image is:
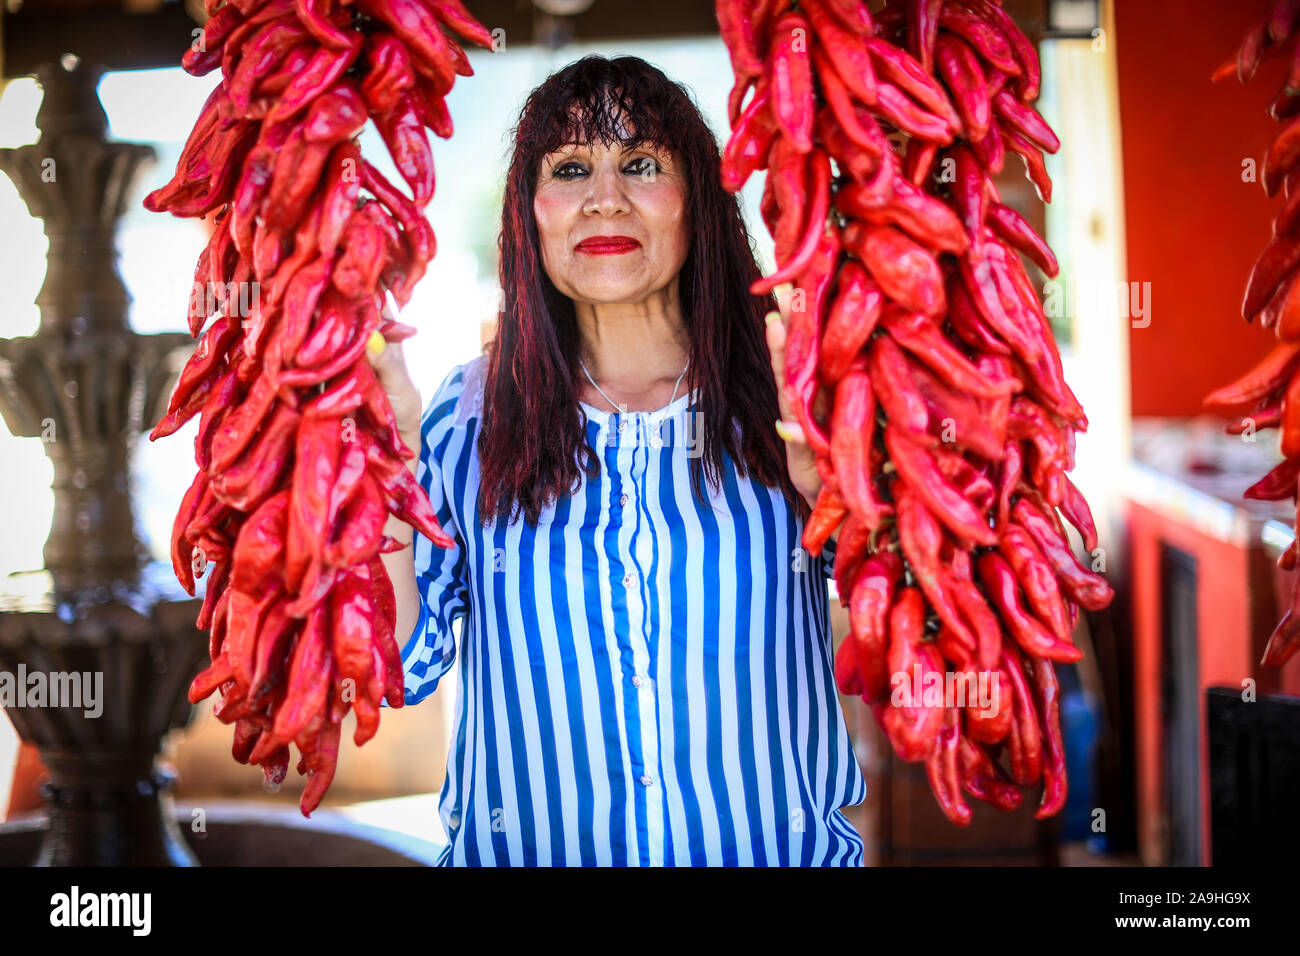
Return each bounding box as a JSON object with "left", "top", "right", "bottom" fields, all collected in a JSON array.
[{"left": 582, "top": 168, "right": 631, "bottom": 217}]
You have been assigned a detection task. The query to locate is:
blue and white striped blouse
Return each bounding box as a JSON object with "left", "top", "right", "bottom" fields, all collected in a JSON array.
[{"left": 400, "top": 354, "right": 866, "bottom": 866}]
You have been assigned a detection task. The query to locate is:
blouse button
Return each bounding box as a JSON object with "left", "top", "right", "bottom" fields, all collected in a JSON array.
[
  {"left": 631, "top": 675, "right": 643, "bottom": 688},
  {"left": 618, "top": 419, "right": 628, "bottom": 434},
  {"left": 639, "top": 775, "right": 654, "bottom": 787},
  {"left": 622, "top": 572, "right": 634, "bottom": 588},
  {"left": 619, "top": 493, "right": 629, "bottom": 507}
]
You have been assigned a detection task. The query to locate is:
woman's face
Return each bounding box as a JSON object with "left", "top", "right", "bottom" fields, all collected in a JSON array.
[{"left": 534, "top": 136, "right": 691, "bottom": 307}]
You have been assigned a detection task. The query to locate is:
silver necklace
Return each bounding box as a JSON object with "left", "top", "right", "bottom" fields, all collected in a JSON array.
[{"left": 579, "top": 356, "right": 689, "bottom": 414}]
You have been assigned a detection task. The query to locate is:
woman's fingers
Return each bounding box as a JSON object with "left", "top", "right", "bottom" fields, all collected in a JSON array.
[
  {"left": 775, "top": 418, "right": 807, "bottom": 445},
  {"left": 366, "top": 336, "right": 422, "bottom": 438},
  {"left": 765, "top": 313, "right": 799, "bottom": 429},
  {"left": 767, "top": 284, "right": 811, "bottom": 446}
]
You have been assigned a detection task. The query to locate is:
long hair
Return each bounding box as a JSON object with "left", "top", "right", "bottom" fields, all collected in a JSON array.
[{"left": 478, "top": 54, "right": 799, "bottom": 526}]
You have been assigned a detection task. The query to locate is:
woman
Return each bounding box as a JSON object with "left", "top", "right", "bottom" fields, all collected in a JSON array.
[{"left": 370, "top": 55, "right": 865, "bottom": 866}]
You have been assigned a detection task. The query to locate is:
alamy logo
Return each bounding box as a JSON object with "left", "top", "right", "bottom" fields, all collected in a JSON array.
[
  {"left": 49, "top": 886, "right": 151, "bottom": 936},
  {"left": 0, "top": 666, "right": 103, "bottom": 718}
]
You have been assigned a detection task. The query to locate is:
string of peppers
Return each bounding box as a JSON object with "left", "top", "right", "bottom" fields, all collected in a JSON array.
[
  {"left": 717, "top": 0, "right": 1113, "bottom": 823},
  {"left": 1207, "top": 1, "right": 1300, "bottom": 668},
  {"left": 146, "top": 0, "right": 491, "bottom": 815}
]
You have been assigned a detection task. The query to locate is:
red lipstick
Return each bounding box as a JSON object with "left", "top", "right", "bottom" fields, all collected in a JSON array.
[{"left": 575, "top": 235, "right": 641, "bottom": 256}]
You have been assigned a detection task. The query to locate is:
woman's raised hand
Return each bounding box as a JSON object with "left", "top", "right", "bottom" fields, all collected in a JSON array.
[
  {"left": 365, "top": 330, "right": 424, "bottom": 452},
  {"left": 764, "top": 287, "right": 827, "bottom": 512}
]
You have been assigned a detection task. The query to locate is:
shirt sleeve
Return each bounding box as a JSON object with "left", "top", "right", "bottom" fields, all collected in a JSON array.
[{"left": 396, "top": 364, "right": 471, "bottom": 706}]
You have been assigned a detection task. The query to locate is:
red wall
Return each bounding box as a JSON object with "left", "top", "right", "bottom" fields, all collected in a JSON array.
[{"left": 1117, "top": 0, "right": 1287, "bottom": 417}]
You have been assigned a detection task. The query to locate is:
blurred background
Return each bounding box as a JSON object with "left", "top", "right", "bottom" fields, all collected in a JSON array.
[{"left": 0, "top": 0, "right": 1298, "bottom": 867}]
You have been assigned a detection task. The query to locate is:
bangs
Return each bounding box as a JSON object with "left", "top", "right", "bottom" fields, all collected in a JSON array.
[{"left": 522, "top": 57, "right": 689, "bottom": 163}]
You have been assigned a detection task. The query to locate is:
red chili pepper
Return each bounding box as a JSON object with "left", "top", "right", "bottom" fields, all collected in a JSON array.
[
  {"left": 958, "top": 732, "right": 1022, "bottom": 811},
  {"left": 893, "top": 484, "right": 980, "bottom": 652},
  {"left": 767, "top": 137, "right": 810, "bottom": 264},
  {"left": 811, "top": 0, "right": 874, "bottom": 37},
  {"left": 938, "top": 4, "right": 1022, "bottom": 79},
  {"left": 801, "top": 485, "right": 848, "bottom": 557},
  {"left": 963, "top": 668, "right": 1011, "bottom": 744},
  {"left": 877, "top": 587, "right": 945, "bottom": 761},
  {"left": 721, "top": 82, "right": 778, "bottom": 193},
  {"left": 908, "top": 358, "right": 1007, "bottom": 461},
  {"left": 266, "top": 31, "right": 362, "bottom": 124},
  {"left": 866, "top": 36, "right": 956, "bottom": 123},
  {"left": 901, "top": 139, "right": 939, "bottom": 186},
  {"left": 874, "top": 81, "right": 954, "bottom": 144},
  {"left": 836, "top": 176, "right": 968, "bottom": 255},
  {"left": 831, "top": 361, "right": 889, "bottom": 530},
  {"left": 228, "top": 21, "right": 310, "bottom": 116},
  {"left": 844, "top": 221, "right": 945, "bottom": 317},
  {"left": 1008, "top": 397, "right": 1068, "bottom": 499},
  {"left": 1001, "top": 125, "right": 1054, "bottom": 203},
  {"left": 958, "top": 249, "right": 1043, "bottom": 364},
  {"left": 1244, "top": 455, "right": 1300, "bottom": 500},
  {"left": 1274, "top": 371, "right": 1300, "bottom": 463},
  {"left": 946, "top": 268, "right": 1011, "bottom": 356},
  {"left": 374, "top": 91, "right": 437, "bottom": 205},
  {"left": 361, "top": 32, "right": 417, "bottom": 114},
  {"left": 1058, "top": 474, "right": 1100, "bottom": 552},
  {"left": 835, "top": 637, "right": 865, "bottom": 698},
  {"left": 251, "top": 602, "right": 330, "bottom": 762},
  {"left": 804, "top": 1, "right": 877, "bottom": 105},
  {"left": 846, "top": 550, "right": 903, "bottom": 701},
  {"left": 814, "top": 105, "right": 884, "bottom": 187},
  {"left": 992, "top": 89, "right": 1059, "bottom": 154},
  {"left": 930, "top": 451, "right": 991, "bottom": 517},
  {"left": 211, "top": 404, "right": 300, "bottom": 511},
  {"left": 987, "top": 202, "right": 1059, "bottom": 277},
  {"left": 246, "top": 597, "right": 297, "bottom": 704},
  {"left": 819, "top": 263, "right": 884, "bottom": 385},
  {"left": 782, "top": 228, "right": 842, "bottom": 459},
  {"left": 767, "top": 12, "right": 815, "bottom": 153},
  {"left": 363, "top": 434, "right": 457, "bottom": 548},
  {"left": 227, "top": 584, "right": 287, "bottom": 693},
  {"left": 716, "top": 0, "right": 764, "bottom": 83},
  {"left": 196, "top": 559, "right": 230, "bottom": 633},
  {"left": 326, "top": 473, "right": 390, "bottom": 569},
  {"left": 1012, "top": 497, "right": 1113, "bottom": 611},
  {"left": 978, "top": 550, "right": 1082, "bottom": 663},
  {"left": 1205, "top": 341, "right": 1300, "bottom": 409},
  {"left": 935, "top": 623, "right": 976, "bottom": 671},
  {"left": 1262, "top": 602, "right": 1300, "bottom": 665},
  {"left": 183, "top": 4, "right": 243, "bottom": 76},
  {"left": 998, "top": 523, "right": 1075, "bottom": 647},
  {"left": 294, "top": 0, "right": 352, "bottom": 50},
  {"left": 924, "top": 706, "right": 973, "bottom": 825},
  {"left": 886, "top": 426, "right": 996, "bottom": 549},
  {"left": 969, "top": 117, "right": 1005, "bottom": 173},
  {"left": 881, "top": 307, "right": 1016, "bottom": 399},
  {"left": 936, "top": 34, "right": 990, "bottom": 142},
  {"left": 909, "top": 0, "right": 943, "bottom": 73},
  {"left": 1000, "top": 647, "right": 1043, "bottom": 787},
  {"left": 868, "top": 334, "right": 930, "bottom": 438},
  {"left": 831, "top": 513, "right": 871, "bottom": 606},
  {"left": 813, "top": 47, "right": 884, "bottom": 157},
  {"left": 1027, "top": 656, "right": 1068, "bottom": 818},
  {"left": 231, "top": 490, "right": 289, "bottom": 593},
  {"left": 753, "top": 149, "right": 831, "bottom": 293}
]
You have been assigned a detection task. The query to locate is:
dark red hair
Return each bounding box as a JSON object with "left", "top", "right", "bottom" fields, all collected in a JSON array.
[{"left": 478, "top": 54, "right": 799, "bottom": 526}]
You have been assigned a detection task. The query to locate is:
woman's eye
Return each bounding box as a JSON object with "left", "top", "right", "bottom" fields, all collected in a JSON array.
[
  {"left": 550, "top": 156, "right": 661, "bottom": 180},
  {"left": 626, "top": 157, "right": 660, "bottom": 176}
]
